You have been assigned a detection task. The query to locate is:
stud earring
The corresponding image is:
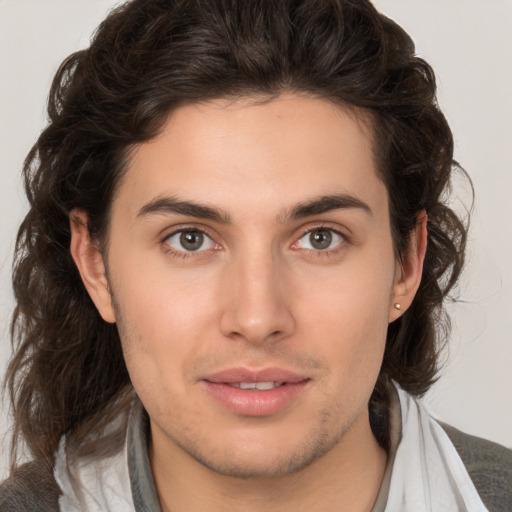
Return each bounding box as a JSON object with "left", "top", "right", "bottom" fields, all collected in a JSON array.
[{"left": 394, "top": 303, "right": 401, "bottom": 310}]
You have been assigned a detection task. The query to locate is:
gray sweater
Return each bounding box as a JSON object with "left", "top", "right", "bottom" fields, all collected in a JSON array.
[{"left": 1, "top": 421, "right": 511, "bottom": 511}]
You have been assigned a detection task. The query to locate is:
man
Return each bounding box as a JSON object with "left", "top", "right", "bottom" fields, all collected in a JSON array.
[{"left": 1, "top": 0, "right": 511, "bottom": 511}]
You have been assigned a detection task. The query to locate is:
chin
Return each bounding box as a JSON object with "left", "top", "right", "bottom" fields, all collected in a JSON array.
[{"left": 183, "top": 429, "right": 340, "bottom": 480}]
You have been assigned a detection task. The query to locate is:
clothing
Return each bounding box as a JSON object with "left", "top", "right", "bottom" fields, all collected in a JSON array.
[{"left": 1, "top": 384, "right": 511, "bottom": 511}]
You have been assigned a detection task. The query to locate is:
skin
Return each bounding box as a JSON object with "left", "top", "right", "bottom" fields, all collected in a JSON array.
[{"left": 71, "top": 94, "right": 427, "bottom": 512}]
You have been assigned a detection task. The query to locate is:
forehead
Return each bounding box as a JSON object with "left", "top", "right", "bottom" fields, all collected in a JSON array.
[{"left": 115, "top": 94, "right": 386, "bottom": 222}]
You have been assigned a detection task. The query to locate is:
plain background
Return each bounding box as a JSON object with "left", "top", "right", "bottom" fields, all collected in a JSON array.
[{"left": 1, "top": 0, "right": 511, "bottom": 479}]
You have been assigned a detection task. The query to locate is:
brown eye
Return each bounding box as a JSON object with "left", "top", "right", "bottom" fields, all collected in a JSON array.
[
  {"left": 295, "top": 228, "right": 344, "bottom": 252},
  {"left": 180, "top": 231, "right": 204, "bottom": 251},
  {"left": 309, "top": 229, "right": 333, "bottom": 250},
  {"left": 165, "top": 230, "right": 215, "bottom": 252}
]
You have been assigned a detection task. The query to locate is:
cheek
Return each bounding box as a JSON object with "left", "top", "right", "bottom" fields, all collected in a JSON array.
[
  {"left": 109, "top": 255, "right": 223, "bottom": 388},
  {"left": 302, "top": 297, "right": 389, "bottom": 416},
  {"left": 112, "top": 247, "right": 220, "bottom": 333},
  {"left": 296, "top": 253, "right": 394, "bottom": 333},
  {"left": 308, "top": 299, "right": 388, "bottom": 379},
  {"left": 292, "top": 253, "right": 393, "bottom": 374}
]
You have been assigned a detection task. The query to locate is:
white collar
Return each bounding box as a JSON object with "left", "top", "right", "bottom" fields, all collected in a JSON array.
[{"left": 54, "top": 385, "right": 489, "bottom": 511}]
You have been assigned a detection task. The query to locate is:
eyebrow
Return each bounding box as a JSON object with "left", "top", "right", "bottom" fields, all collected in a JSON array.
[
  {"left": 137, "top": 193, "right": 372, "bottom": 224},
  {"left": 137, "top": 196, "right": 231, "bottom": 224},
  {"left": 283, "top": 193, "right": 373, "bottom": 221}
]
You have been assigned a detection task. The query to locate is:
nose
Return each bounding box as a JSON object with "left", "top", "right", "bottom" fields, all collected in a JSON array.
[{"left": 219, "top": 250, "right": 295, "bottom": 345}]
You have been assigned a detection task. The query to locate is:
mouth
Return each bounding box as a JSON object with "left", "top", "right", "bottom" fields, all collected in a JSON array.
[
  {"left": 202, "top": 368, "right": 310, "bottom": 416},
  {"left": 227, "top": 381, "right": 284, "bottom": 390}
]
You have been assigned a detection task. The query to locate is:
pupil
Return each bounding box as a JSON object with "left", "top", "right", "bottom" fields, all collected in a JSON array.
[
  {"left": 180, "top": 231, "right": 203, "bottom": 251},
  {"left": 310, "top": 229, "right": 332, "bottom": 250}
]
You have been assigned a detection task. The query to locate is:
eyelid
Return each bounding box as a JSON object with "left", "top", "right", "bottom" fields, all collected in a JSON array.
[
  {"left": 295, "top": 222, "right": 348, "bottom": 241},
  {"left": 161, "top": 224, "right": 221, "bottom": 254},
  {"left": 290, "top": 223, "right": 348, "bottom": 252},
  {"left": 158, "top": 221, "right": 216, "bottom": 239},
  {"left": 158, "top": 222, "right": 348, "bottom": 257}
]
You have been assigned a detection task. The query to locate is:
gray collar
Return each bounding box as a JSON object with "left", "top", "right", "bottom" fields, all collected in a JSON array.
[
  {"left": 126, "top": 392, "right": 402, "bottom": 512},
  {"left": 127, "top": 398, "right": 162, "bottom": 512}
]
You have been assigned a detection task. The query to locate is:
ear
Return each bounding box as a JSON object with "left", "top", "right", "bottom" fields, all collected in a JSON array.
[
  {"left": 69, "top": 209, "right": 116, "bottom": 323},
  {"left": 389, "top": 211, "right": 428, "bottom": 322}
]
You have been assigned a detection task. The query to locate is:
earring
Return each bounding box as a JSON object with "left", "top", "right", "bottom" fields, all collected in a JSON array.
[{"left": 394, "top": 303, "right": 401, "bottom": 310}]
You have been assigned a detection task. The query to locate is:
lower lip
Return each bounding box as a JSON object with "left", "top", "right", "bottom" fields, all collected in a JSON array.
[{"left": 202, "top": 381, "right": 310, "bottom": 416}]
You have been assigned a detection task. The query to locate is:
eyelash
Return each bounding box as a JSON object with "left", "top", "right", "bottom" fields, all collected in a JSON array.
[
  {"left": 161, "top": 226, "right": 219, "bottom": 260},
  {"left": 292, "top": 225, "right": 347, "bottom": 258},
  {"left": 160, "top": 224, "right": 347, "bottom": 260}
]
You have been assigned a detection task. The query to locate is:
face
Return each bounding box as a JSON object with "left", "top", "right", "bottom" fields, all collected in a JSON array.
[{"left": 73, "top": 94, "right": 422, "bottom": 479}]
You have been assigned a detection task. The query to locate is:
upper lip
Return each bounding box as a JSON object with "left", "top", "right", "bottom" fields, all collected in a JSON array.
[{"left": 203, "top": 367, "right": 310, "bottom": 384}]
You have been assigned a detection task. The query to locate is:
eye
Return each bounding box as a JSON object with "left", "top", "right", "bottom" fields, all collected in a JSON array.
[
  {"left": 164, "top": 229, "right": 216, "bottom": 252},
  {"left": 296, "top": 228, "right": 344, "bottom": 251}
]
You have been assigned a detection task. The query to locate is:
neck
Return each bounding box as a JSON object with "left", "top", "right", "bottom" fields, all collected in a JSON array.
[{"left": 150, "top": 412, "right": 387, "bottom": 512}]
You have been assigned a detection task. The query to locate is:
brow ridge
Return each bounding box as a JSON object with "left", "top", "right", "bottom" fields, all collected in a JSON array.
[
  {"left": 137, "top": 196, "right": 231, "bottom": 224},
  {"left": 137, "top": 193, "right": 371, "bottom": 225},
  {"left": 283, "top": 193, "right": 373, "bottom": 221}
]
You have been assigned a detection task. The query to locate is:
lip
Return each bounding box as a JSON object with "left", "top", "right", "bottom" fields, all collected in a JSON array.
[
  {"left": 201, "top": 367, "right": 310, "bottom": 416},
  {"left": 204, "top": 367, "right": 309, "bottom": 384}
]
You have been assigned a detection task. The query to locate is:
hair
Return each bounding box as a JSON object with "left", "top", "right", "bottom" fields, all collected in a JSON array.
[{"left": 5, "top": 0, "right": 469, "bottom": 466}]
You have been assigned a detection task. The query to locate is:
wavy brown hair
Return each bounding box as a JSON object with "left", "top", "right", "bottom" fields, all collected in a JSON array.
[{"left": 5, "top": 0, "right": 469, "bottom": 465}]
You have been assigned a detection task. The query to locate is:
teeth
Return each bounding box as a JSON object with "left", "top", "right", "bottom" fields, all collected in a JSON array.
[{"left": 233, "top": 382, "right": 283, "bottom": 390}]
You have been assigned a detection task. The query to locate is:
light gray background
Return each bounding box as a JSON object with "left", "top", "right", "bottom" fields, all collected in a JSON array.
[{"left": 1, "top": 0, "right": 511, "bottom": 479}]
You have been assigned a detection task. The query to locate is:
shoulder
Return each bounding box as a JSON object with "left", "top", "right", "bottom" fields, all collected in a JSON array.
[
  {"left": 0, "top": 457, "right": 61, "bottom": 512},
  {"left": 439, "top": 422, "right": 512, "bottom": 512}
]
